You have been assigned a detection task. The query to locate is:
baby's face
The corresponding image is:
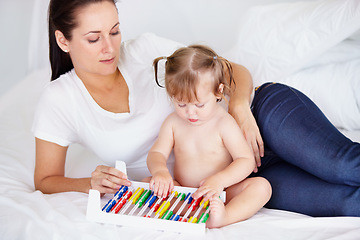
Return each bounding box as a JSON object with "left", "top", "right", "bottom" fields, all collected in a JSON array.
[{"left": 172, "top": 71, "right": 221, "bottom": 125}]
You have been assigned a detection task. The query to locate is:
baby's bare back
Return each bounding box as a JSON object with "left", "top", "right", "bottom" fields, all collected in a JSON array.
[{"left": 173, "top": 119, "right": 233, "bottom": 188}]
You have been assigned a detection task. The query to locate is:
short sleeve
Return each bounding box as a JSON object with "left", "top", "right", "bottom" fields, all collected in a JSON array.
[{"left": 32, "top": 81, "right": 78, "bottom": 147}]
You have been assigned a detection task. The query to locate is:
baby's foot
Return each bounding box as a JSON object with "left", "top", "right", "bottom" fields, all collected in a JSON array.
[{"left": 206, "top": 197, "right": 227, "bottom": 229}]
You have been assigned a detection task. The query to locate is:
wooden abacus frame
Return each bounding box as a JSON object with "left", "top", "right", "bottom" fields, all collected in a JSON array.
[{"left": 86, "top": 161, "right": 226, "bottom": 234}]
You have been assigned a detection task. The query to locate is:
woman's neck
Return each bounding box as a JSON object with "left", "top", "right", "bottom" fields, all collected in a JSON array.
[
  {"left": 74, "top": 68, "right": 130, "bottom": 113},
  {"left": 75, "top": 68, "right": 120, "bottom": 93}
]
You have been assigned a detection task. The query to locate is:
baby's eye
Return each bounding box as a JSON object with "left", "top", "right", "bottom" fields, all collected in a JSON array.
[
  {"left": 195, "top": 104, "right": 204, "bottom": 108},
  {"left": 178, "top": 103, "right": 186, "bottom": 108}
]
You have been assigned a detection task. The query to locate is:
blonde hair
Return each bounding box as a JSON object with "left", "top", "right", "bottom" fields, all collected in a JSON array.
[{"left": 153, "top": 45, "right": 234, "bottom": 103}]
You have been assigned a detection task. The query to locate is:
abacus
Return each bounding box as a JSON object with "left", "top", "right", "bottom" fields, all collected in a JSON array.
[{"left": 86, "top": 161, "right": 226, "bottom": 234}]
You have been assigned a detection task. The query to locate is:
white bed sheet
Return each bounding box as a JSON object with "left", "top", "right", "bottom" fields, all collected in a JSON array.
[{"left": 0, "top": 69, "right": 360, "bottom": 240}]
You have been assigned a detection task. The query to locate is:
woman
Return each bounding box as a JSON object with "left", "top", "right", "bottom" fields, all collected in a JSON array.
[
  {"left": 33, "top": 0, "right": 360, "bottom": 217},
  {"left": 33, "top": 0, "right": 254, "bottom": 195}
]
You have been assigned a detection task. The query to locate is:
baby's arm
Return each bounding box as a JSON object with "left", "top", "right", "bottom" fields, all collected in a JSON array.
[
  {"left": 147, "top": 114, "right": 176, "bottom": 198},
  {"left": 193, "top": 115, "right": 255, "bottom": 201}
]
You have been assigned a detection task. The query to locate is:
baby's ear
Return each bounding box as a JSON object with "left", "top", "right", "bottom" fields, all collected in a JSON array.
[
  {"left": 218, "top": 83, "right": 224, "bottom": 94},
  {"left": 216, "top": 83, "right": 225, "bottom": 102}
]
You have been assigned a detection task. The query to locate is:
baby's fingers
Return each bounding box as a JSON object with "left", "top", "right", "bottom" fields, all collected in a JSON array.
[
  {"left": 192, "top": 186, "right": 210, "bottom": 200},
  {"left": 202, "top": 189, "right": 218, "bottom": 203},
  {"left": 156, "top": 182, "right": 169, "bottom": 198},
  {"left": 150, "top": 179, "right": 162, "bottom": 197},
  {"left": 149, "top": 178, "right": 155, "bottom": 191}
]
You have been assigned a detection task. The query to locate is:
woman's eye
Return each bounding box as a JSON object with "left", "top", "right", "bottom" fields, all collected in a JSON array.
[
  {"left": 111, "top": 30, "right": 120, "bottom": 36},
  {"left": 196, "top": 104, "right": 204, "bottom": 108},
  {"left": 88, "top": 38, "right": 99, "bottom": 43}
]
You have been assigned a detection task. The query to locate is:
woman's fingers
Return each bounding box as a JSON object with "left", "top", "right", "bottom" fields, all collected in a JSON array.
[
  {"left": 252, "top": 129, "right": 264, "bottom": 172},
  {"left": 241, "top": 118, "right": 264, "bottom": 173},
  {"left": 91, "top": 165, "right": 131, "bottom": 194},
  {"left": 231, "top": 107, "right": 264, "bottom": 172},
  {"left": 256, "top": 131, "right": 264, "bottom": 160},
  {"left": 94, "top": 179, "right": 123, "bottom": 194}
]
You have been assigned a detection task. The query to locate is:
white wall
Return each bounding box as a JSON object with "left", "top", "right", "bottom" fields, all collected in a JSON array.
[
  {"left": 0, "top": 0, "right": 315, "bottom": 98},
  {"left": 0, "top": 0, "right": 36, "bottom": 96}
]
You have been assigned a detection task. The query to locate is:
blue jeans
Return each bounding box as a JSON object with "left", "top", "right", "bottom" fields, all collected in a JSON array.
[{"left": 251, "top": 82, "right": 360, "bottom": 217}]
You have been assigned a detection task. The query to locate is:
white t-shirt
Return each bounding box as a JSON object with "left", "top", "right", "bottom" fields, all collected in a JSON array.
[{"left": 32, "top": 33, "right": 184, "bottom": 180}]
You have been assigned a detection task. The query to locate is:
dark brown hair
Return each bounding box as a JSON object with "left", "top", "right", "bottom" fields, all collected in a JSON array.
[
  {"left": 48, "top": 0, "right": 116, "bottom": 81},
  {"left": 153, "top": 45, "right": 234, "bottom": 103}
]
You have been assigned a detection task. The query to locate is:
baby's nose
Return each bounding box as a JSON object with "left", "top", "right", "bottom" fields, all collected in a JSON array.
[{"left": 187, "top": 105, "right": 196, "bottom": 115}]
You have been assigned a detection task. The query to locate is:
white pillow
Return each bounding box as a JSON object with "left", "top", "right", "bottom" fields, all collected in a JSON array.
[
  {"left": 225, "top": 0, "right": 360, "bottom": 87},
  {"left": 302, "top": 39, "right": 360, "bottom": 69},
  {"left": 278, "top": 58, "right": 360, "bottom": 131}
]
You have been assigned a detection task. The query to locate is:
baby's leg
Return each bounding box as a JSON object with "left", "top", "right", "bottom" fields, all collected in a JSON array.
[{"left": 206, "top": 177, "right": 271, "bottom": 228}]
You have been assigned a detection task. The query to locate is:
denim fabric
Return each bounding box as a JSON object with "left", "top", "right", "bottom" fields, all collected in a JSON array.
[{"left": 251, "top": 82, "right": 360, "bottom": 217}]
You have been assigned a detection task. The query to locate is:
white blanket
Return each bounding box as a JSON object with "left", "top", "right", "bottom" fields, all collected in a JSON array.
[{"left": 1, "top": 0, "right": 360, "bottom": 239}]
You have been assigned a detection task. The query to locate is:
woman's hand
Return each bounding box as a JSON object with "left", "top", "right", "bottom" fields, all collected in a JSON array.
[
  {"left": 229, "top": 103, "right": 264, "bottom": 173},
  {"left": 226, "top": 63, "right": 263, "bottom": 173},
  {"left": 90, "top": 165, "right": 131, "bottom": 194},
  {"left": 192, "top": 176, "right": 224, "bottom": 203},
  {"left": 149, "top": 170, "right": 174, "bottom": 198}
]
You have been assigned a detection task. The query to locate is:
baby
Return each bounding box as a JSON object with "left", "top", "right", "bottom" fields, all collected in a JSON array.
[{"left": 147, "top": 45, "right": 271, "bottom": 228}]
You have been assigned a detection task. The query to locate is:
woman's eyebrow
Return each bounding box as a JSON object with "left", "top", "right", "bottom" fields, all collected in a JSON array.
[
  {"left": 111, "top": 22, "right": 120, "bottom": 29},
  {"left": 83, "top": 22, "right": 120, "bottom": 36},
  {"left": 84, "top": 30, "right": 100, "bottom": 36}
]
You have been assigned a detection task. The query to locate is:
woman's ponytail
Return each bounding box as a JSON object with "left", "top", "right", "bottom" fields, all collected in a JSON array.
[{"left": 48, "top": 22, "right": 73, "bottom": 81}]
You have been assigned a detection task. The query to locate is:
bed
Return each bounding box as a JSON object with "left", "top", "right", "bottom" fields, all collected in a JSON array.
[{"left": 1, "top": 0, "right": 360, "bottom": 239}]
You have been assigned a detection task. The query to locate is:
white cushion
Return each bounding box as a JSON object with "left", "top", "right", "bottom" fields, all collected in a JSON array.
[
  {"left": 225, "top": 0, "right": 360, "bottom": 87},
  {"left": 225, "top": 0, "right": 360, "bottom": 130},
  {"left": 279, "top": 59, "right": 360, "bottom": 131}
]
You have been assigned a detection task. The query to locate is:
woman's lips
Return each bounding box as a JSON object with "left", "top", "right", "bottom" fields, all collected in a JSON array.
[{"left": 100, "top": 57, "right": 115, "bottom": 64}]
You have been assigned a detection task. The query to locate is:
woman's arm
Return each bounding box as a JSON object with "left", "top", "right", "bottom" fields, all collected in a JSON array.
[
  {"left": 227, "top": 63, "right": 264, "bottom": 172},
  {"left": 34, "top": 138, "right": 130, "bottom": 194}
]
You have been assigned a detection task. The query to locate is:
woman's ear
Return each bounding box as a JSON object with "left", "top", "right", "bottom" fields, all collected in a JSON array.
[{"left": 55, "top": 30, "right": 70, "bottom": 53}]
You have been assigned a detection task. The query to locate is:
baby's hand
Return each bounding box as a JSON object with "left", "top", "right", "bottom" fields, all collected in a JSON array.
[
  {"left": 192, "top": 176, "right": 224, "bottom": 203},
  {"left": 149, "top": 170, "right": 174, "bottom": 198}
]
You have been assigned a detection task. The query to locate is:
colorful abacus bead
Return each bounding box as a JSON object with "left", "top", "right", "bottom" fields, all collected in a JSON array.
[
  {"left": 100, "top": 184, "right": 216, "bottom": 227},
  {"left": 112, "top": 188, "right": 133, "bottom": 214},
  {"left": 102, "top": 185, "right": 128, "bottom": 213}
]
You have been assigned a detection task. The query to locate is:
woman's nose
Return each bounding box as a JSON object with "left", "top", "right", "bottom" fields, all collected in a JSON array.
[{"left": 102, "top": 37, "right": 114, "bottom": 54}]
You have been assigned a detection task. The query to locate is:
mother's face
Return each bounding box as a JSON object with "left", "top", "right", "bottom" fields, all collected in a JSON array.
[{"left": 57, "top": 1, "right": 121, "bottom": 77}]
